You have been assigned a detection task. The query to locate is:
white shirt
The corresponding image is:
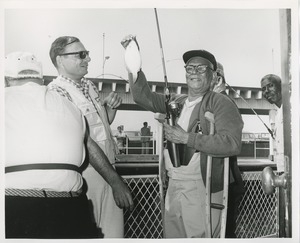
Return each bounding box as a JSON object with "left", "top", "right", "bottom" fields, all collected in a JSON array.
[
  {"left": 274, "top": 106, "right": 284, "bottom": 172},
  {"left": 165, "top": 96, "right": 203, "bottom": 180},
  {"left": 5, "top": 82, "right": 85, "bottom": 191}
]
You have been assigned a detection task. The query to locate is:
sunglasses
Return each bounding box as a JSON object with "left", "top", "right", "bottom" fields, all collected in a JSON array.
[
  {"left": 184, "top": 64, "right": 212, "bottom": 74},
  {"left": 59, "top": 51, "right": 90, "bottom": 59}
]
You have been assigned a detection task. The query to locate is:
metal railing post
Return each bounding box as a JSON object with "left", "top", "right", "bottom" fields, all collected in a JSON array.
[
  {"left": 126, "top": 136, "right": 129, "bottom": 154},
  {"left": 254, "top": 135, "right": 257, "bottom": 159}
]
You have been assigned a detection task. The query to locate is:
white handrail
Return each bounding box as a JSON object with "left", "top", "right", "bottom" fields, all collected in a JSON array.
[{"left": 116, "top": 134, "right": 157, "bottom": 154}]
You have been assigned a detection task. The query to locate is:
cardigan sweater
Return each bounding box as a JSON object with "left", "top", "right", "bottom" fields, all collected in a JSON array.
[{"left": 130, "top": 71, "right": 244, "bottom": 193}]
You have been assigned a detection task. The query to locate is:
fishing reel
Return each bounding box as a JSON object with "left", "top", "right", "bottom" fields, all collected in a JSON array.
[
  {"left": 168, "top": 101, "right": 181, "bottom": 123},
  {"left": 165, "top": 101, "right": 182, "bottom": 168}
]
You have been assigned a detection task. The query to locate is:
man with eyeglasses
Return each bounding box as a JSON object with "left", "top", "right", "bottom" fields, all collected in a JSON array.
[
  {"left": 48, "top": 36, "right": 133, "bottom": 238},
  {"left": 122, "top": 36, "right": 243, "bottom": 238}
]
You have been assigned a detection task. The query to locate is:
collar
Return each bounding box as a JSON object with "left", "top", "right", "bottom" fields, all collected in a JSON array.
[
  {"left": 185, "top": 96, "right": 203, "bottom": 108},
  {"left": 59, "top": 75, "right": 86, "bottom": 87},
  {"left": 58, "top": 75, "right": 91, "bottom": 101}
]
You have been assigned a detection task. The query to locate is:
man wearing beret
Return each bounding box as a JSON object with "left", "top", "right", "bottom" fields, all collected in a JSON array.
[
  {"left": 122, "top": 36, "right": 244, "bottom": 238},
  {"left": 4, "top": 51, "right": 133, "bottom": 238},
  {"left": 4, "top": 51, "right": 100, "bottom": 238}
]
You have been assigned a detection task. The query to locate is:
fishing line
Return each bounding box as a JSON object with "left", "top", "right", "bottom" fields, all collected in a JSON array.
[{"left": 225, "top": 82, "right": 274, "bottom": 139}]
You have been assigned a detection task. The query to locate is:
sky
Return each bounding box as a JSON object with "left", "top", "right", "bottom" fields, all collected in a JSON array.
[
  {"left": 2, "top": 1, "right": 297, "bottom": 133},
  {"left": 4, "top": 8, "right": 282, "bottom": 86}
]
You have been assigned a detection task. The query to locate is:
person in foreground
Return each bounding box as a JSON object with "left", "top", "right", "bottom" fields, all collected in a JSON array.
[
  {"left": 121, "top": 35, "right": 244, "bottom": 238},
  {"left": 5, "top": 52, "right": 99, "bottom": 238},
  {"left": 48, "top": 36, "right": 133, "bottom": 238}
]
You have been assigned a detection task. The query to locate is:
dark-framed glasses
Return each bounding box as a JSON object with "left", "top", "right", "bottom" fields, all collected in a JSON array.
[
  {"left": 184, "top": 64, "right": 212, "bottom": 74},
  {"left": 59, "top": 51, "right": 90, "bottom": 59}
]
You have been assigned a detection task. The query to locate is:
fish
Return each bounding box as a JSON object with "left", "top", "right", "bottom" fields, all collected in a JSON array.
[{"left": 121, "top": 35, "right": 142, "bottom": 83}]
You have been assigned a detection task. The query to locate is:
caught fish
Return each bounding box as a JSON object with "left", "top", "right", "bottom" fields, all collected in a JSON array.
[{"left": 121, "top": 35, "right": 142, "bottom": 83}]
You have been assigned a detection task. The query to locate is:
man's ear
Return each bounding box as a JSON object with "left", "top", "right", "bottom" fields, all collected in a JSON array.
[
  {"left": 212, "top": 71, "right": 218, "bottom": 84},
  {"left": 56, "top": 55, "right": 63, "bottom": 68},
  {"left": 217, "top": 75, "right": 223, "bottom": 86}
]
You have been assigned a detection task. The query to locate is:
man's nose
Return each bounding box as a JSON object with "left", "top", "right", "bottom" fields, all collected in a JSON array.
[
  {"left": 263, "top": 86, "right": 270, "bottom": 93},
  {"left": 190, "top": 68, "right": 198, "bottom": 74}
]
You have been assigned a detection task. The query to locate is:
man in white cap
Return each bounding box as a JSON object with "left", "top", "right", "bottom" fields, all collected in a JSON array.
[
  {"left": 5, "top": 51, "right": 132, "bottom": 238},
  {"left": 122, "top": 36, "right": 244, "bottom": 238}
]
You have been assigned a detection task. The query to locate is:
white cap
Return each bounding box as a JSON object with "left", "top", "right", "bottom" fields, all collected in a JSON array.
[{"left": 5, "top": 51, "right": 43, "bottom": 79}]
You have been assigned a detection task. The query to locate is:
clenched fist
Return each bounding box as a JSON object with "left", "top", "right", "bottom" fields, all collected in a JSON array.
[{"left": 103, "top": 92, "right": 122, "bottom": 109}]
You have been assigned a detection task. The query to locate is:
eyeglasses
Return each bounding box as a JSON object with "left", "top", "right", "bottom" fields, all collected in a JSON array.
[
  {"left": 59, "top": 51, "right": 90, "bottom": 59},
  {"left": 185, "top": 64, "right": 212, "bottom": 74}
]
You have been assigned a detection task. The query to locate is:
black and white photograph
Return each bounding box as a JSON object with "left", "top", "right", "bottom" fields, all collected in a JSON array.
[{"left": 1, "top": 0, "right": 299, "bottom": 242}]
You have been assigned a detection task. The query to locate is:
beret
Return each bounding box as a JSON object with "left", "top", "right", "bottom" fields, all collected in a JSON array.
[{"left": 5, "top": 51, "right": 43, "bottom": 79}]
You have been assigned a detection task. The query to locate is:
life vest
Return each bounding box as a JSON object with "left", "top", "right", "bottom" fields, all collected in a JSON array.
[{"left": 50, "top": 77, "right": 118, "bottom": 164}]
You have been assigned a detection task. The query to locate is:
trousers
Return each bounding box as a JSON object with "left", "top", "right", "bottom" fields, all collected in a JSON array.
[
  {"left": 164, "top": 178, "right": 223, "bottom": 238},
  {"left": 5, "top": 193, "right": 99, "bottom": 238},
  {"left": 83, "top": 166, "right": 124, "bottom": 238}
]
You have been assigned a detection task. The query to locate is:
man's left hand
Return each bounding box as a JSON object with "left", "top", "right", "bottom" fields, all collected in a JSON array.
[
  {"left": 111, "top": 180, "right": 134, "bottom": 211},
  {"left": 163, "top": 123, "right": 189, "bottom": 144},
  {"left": 103, "top": 92, "right": 122, "bottom": 109}
]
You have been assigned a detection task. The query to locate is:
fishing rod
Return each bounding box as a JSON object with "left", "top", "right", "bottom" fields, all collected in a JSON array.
[
  {"left": 225, "top": 82, "right": 274, "bottom": 139},
  {"left": 154, "top": 8, "right": 170, "bottom": 117},
  {"left": 154, "top": 8, "right": 180, "bottom": 167}
]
